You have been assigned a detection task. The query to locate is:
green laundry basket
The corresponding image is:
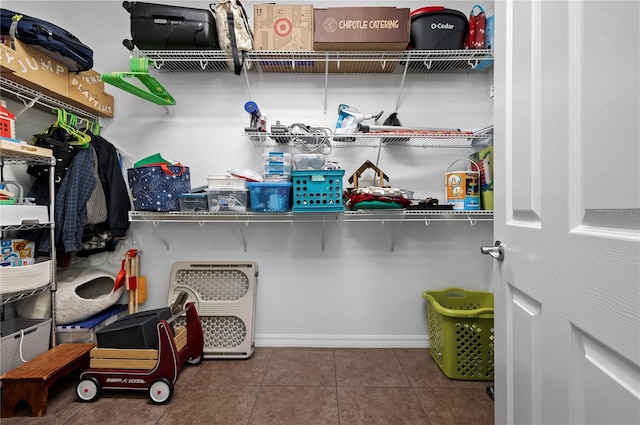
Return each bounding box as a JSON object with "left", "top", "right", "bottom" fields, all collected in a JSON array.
[{"left": 422, "top": 287, "right": 494, "bottom": 381}]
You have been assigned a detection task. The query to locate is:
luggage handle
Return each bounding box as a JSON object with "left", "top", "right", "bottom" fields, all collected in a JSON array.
[
  {"left": 227, "top": 10, "right": 243, "bottom": 75},
  {"left": 210, "top": 1, "right": 250, "bottom": 76},
  {"left": 152, "top": 16, "right": 185, "bottom": 25}
]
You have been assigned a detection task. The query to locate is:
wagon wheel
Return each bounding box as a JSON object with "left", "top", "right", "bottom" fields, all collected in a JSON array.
[
  {"left": 149, "top": 378, "right": 174, "bottom": 404},
  {"left": 186, "top": 354, "right": 203, "bottom": 365},
  {"left": 76, "top": 377, "right": 101, "bottom": 402}
]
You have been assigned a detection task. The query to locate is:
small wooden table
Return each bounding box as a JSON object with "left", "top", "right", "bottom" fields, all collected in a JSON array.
[{"left": 1, "top": 343, "right": 95, "bottom": 418}]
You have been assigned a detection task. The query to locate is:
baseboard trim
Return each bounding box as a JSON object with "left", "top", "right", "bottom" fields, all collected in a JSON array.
[{"left": 255, "top": 334, "right": 429, "bottom": 348}]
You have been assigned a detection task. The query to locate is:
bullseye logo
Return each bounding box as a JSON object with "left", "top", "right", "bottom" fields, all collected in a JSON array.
[
  {"left": 273, "top": 17, "right": 292, "bottom": 38},
  {"left": 323, "top": 17, "right": 338, "bottom": 33}
]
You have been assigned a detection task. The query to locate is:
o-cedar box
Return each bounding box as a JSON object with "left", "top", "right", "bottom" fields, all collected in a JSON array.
[
  {"left": 313, "top": 7, "right": 410, "bottom": 50},
  {"left": 254, "top": 4, "right": 314, "bottom": 51}
]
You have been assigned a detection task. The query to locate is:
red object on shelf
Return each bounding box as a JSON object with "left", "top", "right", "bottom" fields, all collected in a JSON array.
[{"left": 0, "top": 105, "right": 16, "bottom": 139}]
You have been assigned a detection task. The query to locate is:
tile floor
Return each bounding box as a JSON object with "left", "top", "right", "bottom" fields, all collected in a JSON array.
[{"left": 3, "top": 347, "right": 494, "bottom": 425}]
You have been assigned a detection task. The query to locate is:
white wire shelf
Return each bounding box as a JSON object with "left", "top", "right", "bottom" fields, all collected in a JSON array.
[
  {"left": 129, "top": 209, "right": 493, "bottom": 251},
  {"left": 244, "top": 126, "right": 493, "bottom": 148},
  {"left": 1, "top": 284, "right": 49, "bottom": 305},
  {"left": 0, "top": 77, "right": 100, "bottom": 121},
  {"left": 0, "top": 152, "right": 55, "bottom": 166},
  {"left": 132, "top": 49, "right": 494, "bottom": 74},
  {"left": 130, "top": 209, "right": 493, "bottom": 223}
]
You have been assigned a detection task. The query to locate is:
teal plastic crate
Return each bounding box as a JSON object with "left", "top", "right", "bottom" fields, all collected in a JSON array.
[{"left": 291, "top": 170, "right": 344, "bottom": 212}]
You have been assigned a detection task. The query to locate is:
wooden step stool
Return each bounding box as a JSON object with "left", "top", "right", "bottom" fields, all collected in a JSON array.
[{"left": 1, "top": 343, "right": 95, "bottom": 418}]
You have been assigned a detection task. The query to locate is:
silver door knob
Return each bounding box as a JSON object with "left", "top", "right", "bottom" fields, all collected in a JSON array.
[{"left": 481, "top": 241, "right": 504, "bottom": 261}]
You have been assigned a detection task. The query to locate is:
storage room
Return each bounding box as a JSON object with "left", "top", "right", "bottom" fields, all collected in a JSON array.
[{"left": 0, "top": 0, "right": 500, "bottom": 421}]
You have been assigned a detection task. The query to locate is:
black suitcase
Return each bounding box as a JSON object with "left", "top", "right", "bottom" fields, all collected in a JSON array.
[
  {"left": 122, "top": 1, "right": 219, "bottom": 50},
  {"left": 0, "top": 8, "right": 94, "bottom": 72}
]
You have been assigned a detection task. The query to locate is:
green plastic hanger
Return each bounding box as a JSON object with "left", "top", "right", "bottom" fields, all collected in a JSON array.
[
  {"left": 44, "top": 108, "right": 90, "bottom": 148},
  {"left": 77, "top": 116, "right": 101, "bottom": 136},
  {"left": 102, "top": 58, "right": 176, "bottom": 106},
  {"left": 66, "top": 112, "right": 92, "bottom": 148}
]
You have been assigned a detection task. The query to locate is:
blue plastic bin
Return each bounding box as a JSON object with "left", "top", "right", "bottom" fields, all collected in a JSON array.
[{"left": 246, "top": 181, "right": 292, "bottom": 212}]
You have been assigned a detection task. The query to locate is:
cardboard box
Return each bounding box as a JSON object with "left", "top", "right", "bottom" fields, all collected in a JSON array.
[
  {"left": 314, "top": 7, "right": 410, "bottom": 51},
  {"left": 0, "top": 39, "right": 69, "bottom": 99},
  {"left": 0, "top": 258, "right": 35, "bottom": 268},
  {"left": 254, "top": 4, "right": 315, "bottom": 73},
  {"left": 67, "top": 69, "right": 115, "bottom": 118},
  {"left": 1, "top": 239, "right": 35, "bottom": 261},
  {"left": 1, "top": 39, "right": 114, "bottom": 118},
  {"left": 254, "top": 4, "right": 314, "bottom": 51}
]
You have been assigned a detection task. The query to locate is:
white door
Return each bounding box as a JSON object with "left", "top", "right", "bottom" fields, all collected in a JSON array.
[{"left": 492, "top": 1, "right": 640, "bottom": 424}]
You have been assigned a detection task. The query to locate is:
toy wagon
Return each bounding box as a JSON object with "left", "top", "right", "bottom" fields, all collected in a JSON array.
[{"left": 76, "top": 302, "right": 204, "bottom": 404}]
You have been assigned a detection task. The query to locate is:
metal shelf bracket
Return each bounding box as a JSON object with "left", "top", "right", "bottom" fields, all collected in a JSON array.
[
  {"left": 149, "top": 221, "right": 170, "bottom": 249},
  {"left": 238, "top": 222, "right": 247, "bottom": 252},
  {"left": 390, "top": 219, "right": 404, "bottom": 252},
  {"left": 15, "top": 93, "right": 43, "bottom": 118}
]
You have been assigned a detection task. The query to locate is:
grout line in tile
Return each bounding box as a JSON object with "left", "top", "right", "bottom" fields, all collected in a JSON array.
[
  {"left": 392, "top": 347, "right": 415, "bottom": 388},
  {"left": 246, "top": 385, "right": 263, "bottom": 425},
  {"left": 257, "top": 346, "right": 275, "bottom": 386}
]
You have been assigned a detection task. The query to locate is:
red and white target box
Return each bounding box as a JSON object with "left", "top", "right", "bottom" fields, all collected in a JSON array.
[{"left": 253, "top": 4, "right": 314, "bottom": 51}]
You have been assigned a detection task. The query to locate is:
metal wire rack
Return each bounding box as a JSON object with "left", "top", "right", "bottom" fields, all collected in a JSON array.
[
  {"left": 133, "top": 49, "right": 494, "bottom": 75},
  {"left": 0, "top": 77, "right": 99, "bottom": 121},
  {"left": 129, "top": 209, "right": 493, "bottom": 223},
  {"left": 244, "top": 129, "right": 493, "bottom": 148}
]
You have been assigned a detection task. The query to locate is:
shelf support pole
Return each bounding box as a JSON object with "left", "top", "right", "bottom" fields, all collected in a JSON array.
[
  {"left": 148, "top": 222, "right": 170, "bottom": 250},
  {"left": 389, "top": 216, "right": 405, "bottom": 252},
  {"left": 395, "top": 51, "right": 411, "bottom": 112},
  {"left": 243, "top": 64, "right": 253, "bottom": 101},
  {"left": 323, "top": 53, "right": 329, "bottom": 114},
  {"left": 238, "top": 222, "right": 248, "bottom": 252}
]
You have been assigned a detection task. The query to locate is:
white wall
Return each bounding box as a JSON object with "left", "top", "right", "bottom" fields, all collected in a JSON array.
[{"left": 3, "top": 0, "right": 494, "bottom": 347}]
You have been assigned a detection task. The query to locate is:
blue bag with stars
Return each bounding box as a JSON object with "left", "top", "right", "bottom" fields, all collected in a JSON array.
[{"left": 127, "top": 164, "right": 191, "bottom": 211}]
